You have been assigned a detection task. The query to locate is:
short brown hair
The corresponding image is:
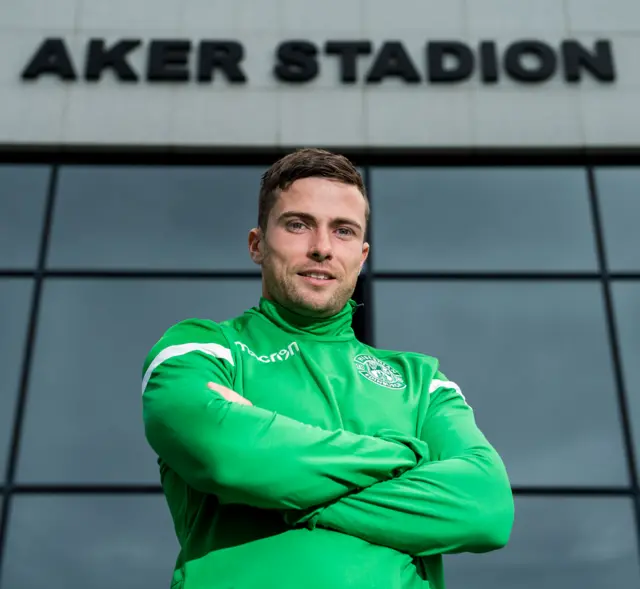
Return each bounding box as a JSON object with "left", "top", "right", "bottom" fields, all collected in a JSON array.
[{"left": 258, "top": 148, "right": 369, "bottom": 233}]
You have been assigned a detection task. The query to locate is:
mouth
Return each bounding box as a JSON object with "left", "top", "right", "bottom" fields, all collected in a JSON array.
[{"left": 297, "top": 270, "right": 336, "bottom": 285}]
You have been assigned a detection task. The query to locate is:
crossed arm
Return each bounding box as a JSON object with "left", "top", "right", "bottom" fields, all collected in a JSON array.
[
  {"left": 142, "top": 351, "right": 425, "bottom": 511},
  {"left": 285, "top": 382, "right": 515, "bottom": 556},
  {"left": 142, "top": 350, "right": 514, "bottom": 556}
]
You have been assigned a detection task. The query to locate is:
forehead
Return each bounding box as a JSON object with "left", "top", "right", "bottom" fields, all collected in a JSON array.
[{"left": 271, "top": 177, "right": 367, "bottom": 220}]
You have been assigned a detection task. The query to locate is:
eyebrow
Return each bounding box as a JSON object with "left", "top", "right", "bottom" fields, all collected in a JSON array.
[{"left": 278, "top": 211, "right": 363, "bottom": 233}]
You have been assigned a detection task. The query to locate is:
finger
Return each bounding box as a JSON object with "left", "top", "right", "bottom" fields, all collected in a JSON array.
[
  {"left": 207, "top": 381, "right": 232, "bottom": 399},
  {"left": 207, "top": 382, "right": 234, "bottom": 397},
  {"left": 207, "top": 382, "right": 253, "bottom": 406}
]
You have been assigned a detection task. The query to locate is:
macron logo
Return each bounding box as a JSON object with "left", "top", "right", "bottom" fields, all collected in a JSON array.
[{"left": 234, "top": 341, "right": 300, "bottom": 364}]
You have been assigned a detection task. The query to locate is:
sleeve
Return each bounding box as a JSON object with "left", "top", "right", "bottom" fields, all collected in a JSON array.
[
  {"left": 295, "top": 372, "right": 514, "bottom": 556},
  {"left": 141, "top": 319, "right": 424, "bottom": 511}
]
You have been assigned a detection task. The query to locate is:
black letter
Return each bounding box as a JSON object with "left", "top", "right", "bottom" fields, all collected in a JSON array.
[
  {"left": 325, "top": 41, "right": 372, "bottom": 83},
  {"left": 274, "top": 41, "right": 318, "bottom": 83},
  {"left": 428, "top": 41, "right": 474, "bottom": 83},
  {"left": 22, "top": 38, "right": 76, "bottom": 81},
  {"left": 85, "top": 39, "right": 140, "bottom": 82},
  {"left": 562, "top": 39, "right": 615, "bottom": 82},
  {"left": 198, "top": 41, "right": 247, "bottom": 83},
  {"left": 505, "top": 40, "right": 556, "bottom": 83},
  {"left": 479, "top": 41, "right": 498, "bottom": 83},
  {"left": 366, "top": 42, "right": 420, "bottom": 83},
  {"left": 147, "top": 40, "right": 191, "bottom": 82}
]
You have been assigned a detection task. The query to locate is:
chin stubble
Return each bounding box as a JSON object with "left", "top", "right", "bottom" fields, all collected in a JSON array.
[{"left": 261, "top": 250, "right": 356, "bottom": 314}]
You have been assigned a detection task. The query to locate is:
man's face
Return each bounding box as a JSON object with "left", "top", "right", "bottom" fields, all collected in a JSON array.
[{"left": 249, "top": 177, "right": 369, "bottom": 317}]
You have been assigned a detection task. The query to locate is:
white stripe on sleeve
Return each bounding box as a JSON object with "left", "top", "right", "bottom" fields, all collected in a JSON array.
[
  {"left": 429, "top": 379, "right": 467, "bottom": 402},
  {"left": 141, "top": 342, "right": 234, "bottom": 395}
]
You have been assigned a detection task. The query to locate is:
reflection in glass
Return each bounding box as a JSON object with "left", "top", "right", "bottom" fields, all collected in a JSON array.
[
  {"left": 0, "top": 280, "right": 33, "bottom": 483},
  {"left": 371, "top": 167, "right": 597, "bottom": 272},
  {"left": 0, "top": 165, "right": 49, "bottom": 269},
  {"left": 595, "top": 168, "right": 640, "bottom": 271},
  {"left": 1, "top": 495, "right": 178, "bottom": 589},
  {"left": 445, "top": 497, "right": 639, "bottom": 589},
  {"left": 48, "top": 166, "right": 266, "bottom": 270},
  {"left": 17, "top": 278, "right": 262, "bottom": 484},
  {"left": 374, "top": 280, "right": 628, "bottom": 487},
  {"left": 612, "top": 282, "right": 640, "bottom": 471}
]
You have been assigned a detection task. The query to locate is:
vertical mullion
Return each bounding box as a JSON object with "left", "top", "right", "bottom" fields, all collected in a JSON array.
[
  {"left": 586, "top": 165, "right": 640, "bottom": 568},
  {"left": 0, "top": 164, "right": 59, "bottom": 578},
  {"left": 362, "top": 165, "right": 374, "bottom": 346}
]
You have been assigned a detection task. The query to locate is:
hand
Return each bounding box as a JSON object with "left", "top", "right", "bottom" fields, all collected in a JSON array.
[
  {"left": 207, "top": 382, "right": 253, "bottom": 406},
  {"left": 374, "top": 429, "right": 430, "bottom": 464}
]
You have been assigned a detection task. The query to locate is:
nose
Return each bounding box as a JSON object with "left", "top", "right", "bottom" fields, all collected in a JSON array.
[{"left": 309, "top": 228, "right": 333, "bottom": 262}]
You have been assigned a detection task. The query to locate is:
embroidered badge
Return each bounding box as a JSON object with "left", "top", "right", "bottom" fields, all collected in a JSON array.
[{"left": 354, "top": 354, "right": 406, "bottom": 389}]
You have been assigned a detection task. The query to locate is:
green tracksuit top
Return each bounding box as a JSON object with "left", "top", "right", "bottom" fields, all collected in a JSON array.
[{"left": 141, "top": 297, "right": 514, "bottom": 589}]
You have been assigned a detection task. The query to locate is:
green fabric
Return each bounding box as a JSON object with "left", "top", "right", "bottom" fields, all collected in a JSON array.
[{"left": 142, "top": 297, "right": 514, "bottom": 589}]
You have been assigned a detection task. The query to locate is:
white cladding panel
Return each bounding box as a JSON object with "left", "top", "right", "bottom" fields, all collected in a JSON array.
[{"left": 0, "top": 0, "right": 638, "bottom": 148}]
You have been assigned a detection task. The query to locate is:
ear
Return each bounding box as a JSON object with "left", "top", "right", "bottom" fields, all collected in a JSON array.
[
  {"left": 360, "top": 241, "right": 370, "bottom": 273},
  {"left": 248, "top": 228, "right": 264, "bottom": 265}
]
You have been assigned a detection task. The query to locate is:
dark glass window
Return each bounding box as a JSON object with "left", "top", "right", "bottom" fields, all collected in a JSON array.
[
  {"left": 371, "top": 167, "right": 597, "bottom": 272},
  {"left": 48, "top": 166, "right": 265, "bottom": 270},
  {"left": 446, "top": 497, "right": 639, "bottom": 589},
  {"left": 0, "top": 165, "right": 49, "bottom": 269},
  {"left": 374, "top": 280, "right": 628, "bottom": 487},
  {"left": 0, "top": 279, "right": 33, "bottom": 483},
  {"left": 612, "top": 282, "right": 640, "bottom": 471},
  {"left": 16, "top": 278, "right": 262, "bottom": 484},
  {"left": 595, "top": 168, "right": 640, "bottom": 271},
  {"left": 1, "top": 495, "right": 178, "bottom": 589}
]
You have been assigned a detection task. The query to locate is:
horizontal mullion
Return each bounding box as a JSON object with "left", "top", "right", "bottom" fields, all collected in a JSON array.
[
  {"left": 1, "top": 484, "right": 634, "bottom": 496},
  {"left": 512, "top": 486, "right": 635, "bottom": 496},
  {"left": 9, "top": 484, "right": 163, "bottom": 494},
  {"left": 3, "top": 149, "right": 640, "bottom": 167},
  {"left": 0, "top": 270, "right": 36, "bottom": 277},
  {"left": 0, "top": 270, "right": 262, "bottom": 279},
  {"left": 609, "top": 273, "right": 640, "bottom": 280},
  {"left": 2, "top": 271, "right": 640, "bottom": 280},
  {"left": 372, "top": 271, "right": 603, "bottom": 280}
]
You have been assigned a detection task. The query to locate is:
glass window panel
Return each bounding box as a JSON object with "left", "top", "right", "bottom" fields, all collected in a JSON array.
[
  {"left": 595, "top": 168, "right": 640, "bottom": 271},
  {"left": 1, "top": 495, "right": 178, "bottom": 589},
  {"left": 48, "top": 166, "right": 266, "bottom": 270},
  {"left": 16, "top": 278, "right": 262, "bottom": 484},
  {"left": 371, "top": 167, "right": 597, "bottom": 272},
  {"left": 0, "top": 279, "right": 33, "bottom": 483},
  {"left": 374, "top": 281, "right": 628, "bottom": 487},
  {"left": 0, "top": 165, "right": 49, "bottom": 269},
  {"left": 612, "top": 282, "right": 640, "bottom": 471},
  {"left": 445, "top": 497, "right": 639, "bottom": 589}
]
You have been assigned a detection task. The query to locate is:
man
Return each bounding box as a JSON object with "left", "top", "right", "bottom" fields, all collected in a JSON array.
[{"left": 141, "top": 148, "right": 514, "bottom": 589}]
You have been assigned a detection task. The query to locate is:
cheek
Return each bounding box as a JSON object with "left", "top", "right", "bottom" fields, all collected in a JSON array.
[
  {"left": 268, "top": 232, "right": 301, "bottom": 256},
  {"left": 342, "top": 247, "right": 366, "bottom": 271},
  {"left": 269, "top": 239, "right": 307, "bottom": 267},
  {"left": 264, "top": 249, "right": 291, "bottom": 276}
]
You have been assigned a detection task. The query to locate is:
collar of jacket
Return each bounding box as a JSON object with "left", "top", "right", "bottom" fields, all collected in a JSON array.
[{"left": 256, "top": 296, "right": 359, "bottom": 341}]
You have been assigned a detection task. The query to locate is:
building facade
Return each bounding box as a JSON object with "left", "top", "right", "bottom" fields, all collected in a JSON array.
[{"left": 1, "top": 0, "right": 640, "bottom": 588}]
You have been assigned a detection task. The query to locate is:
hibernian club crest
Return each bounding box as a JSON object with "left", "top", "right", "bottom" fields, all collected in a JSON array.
[{"left": 354, "top": 354, "right": 406, "bottom": 390}]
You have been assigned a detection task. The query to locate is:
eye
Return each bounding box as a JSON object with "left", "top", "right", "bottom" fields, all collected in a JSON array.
[
  {"left": 287, "top": 221, "right": 307, "bottom": 232},
  {"left": 336, "top": 227, "right": 355, "bottom": 237}
]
